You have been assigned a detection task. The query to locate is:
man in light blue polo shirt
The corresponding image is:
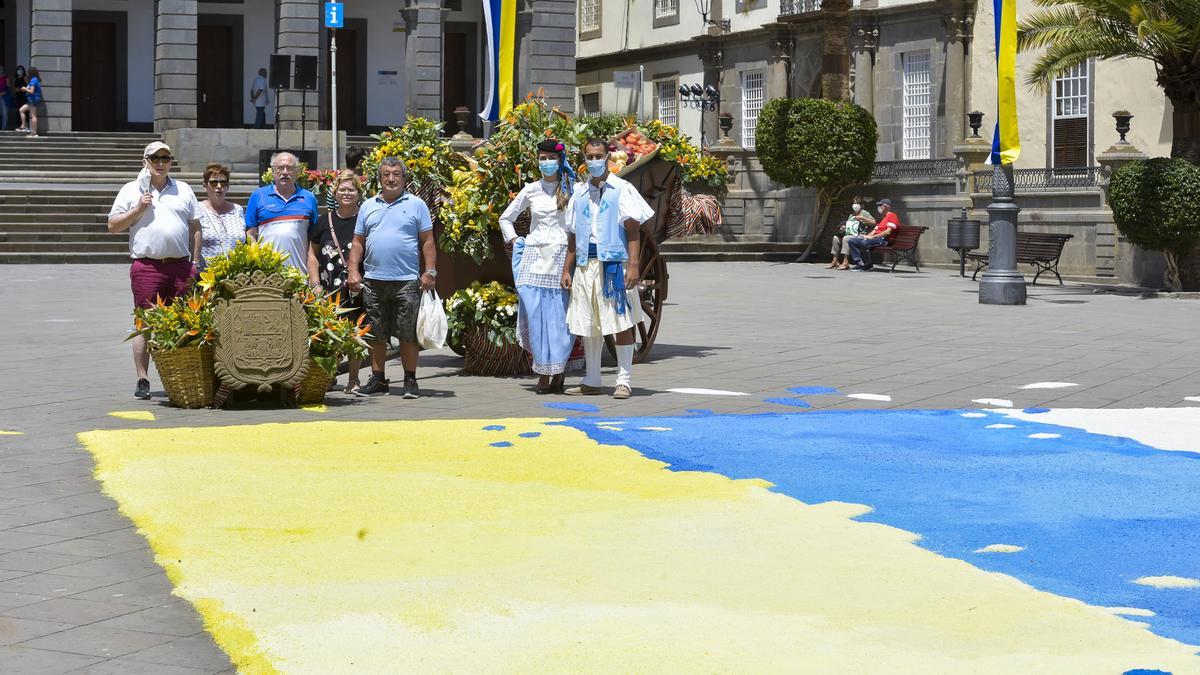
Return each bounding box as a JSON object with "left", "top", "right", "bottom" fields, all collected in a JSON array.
[
  {"left": 245, "top": 151, "right": 320, "bottom": 274},
  {"left": 347, "top": 157, "right": 437, "bottom": 399}
]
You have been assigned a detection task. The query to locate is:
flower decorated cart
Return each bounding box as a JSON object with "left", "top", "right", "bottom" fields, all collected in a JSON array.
[{"left": 360, "top": 96, "right": 725, "bottom": 368}]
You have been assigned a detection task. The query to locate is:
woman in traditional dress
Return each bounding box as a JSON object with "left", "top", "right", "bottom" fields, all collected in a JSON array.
[
  {"left": 309, "top": 169, "right": 366, "bottom": 392},
  {"left": 499, "top": 138, "right": 576, "bottom": 394}
]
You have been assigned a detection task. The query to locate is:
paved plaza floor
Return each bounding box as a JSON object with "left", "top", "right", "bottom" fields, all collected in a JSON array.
[{"left": 1, "top": 262, "right": 1199, "bottom": 673}]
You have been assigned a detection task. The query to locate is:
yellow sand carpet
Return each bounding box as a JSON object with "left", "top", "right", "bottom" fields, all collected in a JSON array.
[{"left": 78, "top": 419, "right": 1200, "bottom": 674}]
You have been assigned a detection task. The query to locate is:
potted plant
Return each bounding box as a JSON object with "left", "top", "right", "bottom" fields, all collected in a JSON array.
[
  {"left": 127, "top": 290, "right": 218, "bottom": 408},
  {"left": 295, "top": 290, "right": 371, "bottom": 403},
  {"left": 444, "top": 281, "right": 530, "bottom": 376}
]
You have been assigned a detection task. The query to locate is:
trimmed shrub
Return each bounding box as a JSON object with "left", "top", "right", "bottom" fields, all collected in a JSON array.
[
  {"left": 1109, "top": 157, "right": 1200, "bottom": 290},
  {"left": 755, "top": 98, "right": 877, "bottom": 259}
]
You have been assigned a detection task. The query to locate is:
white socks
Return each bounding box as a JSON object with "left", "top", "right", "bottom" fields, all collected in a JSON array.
[
  {"left": 616, "top": 343, "right": 634, "bottom": 388},
  {"left": 582, "top": 335, "right": 603, "bottom": 387}
]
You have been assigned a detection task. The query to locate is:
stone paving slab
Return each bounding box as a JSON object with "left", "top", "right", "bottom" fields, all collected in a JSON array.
[{"left": 1, "top": 262, "right": 1199, "bottom": 672}]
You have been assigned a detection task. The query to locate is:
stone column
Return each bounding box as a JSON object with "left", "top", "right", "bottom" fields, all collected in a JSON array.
[
  {"left": 943, "top": 12, "right": 973, "bottom": 151},
  {"left": 153, "top": 0, "right": 198, "bottom": 133},
  {"left": 851, "top": 25, "right": 877, "bottom": 113},
  {"left": 517, "top": 0, "right": 576, "bottom": 113},
  {"left": 276, "top": 0, "right": 320, "bottom": 130},
  {"left": 1098, "top": 126, "right": 1149, "bottom": 279},
  {"left": 769, "top": 32, "right": 795, "bottom": 100},
  {"left": 403, "top": 0, "right": 446, "bottom": 120},
  {"left": 30, "top": 0, "right": 72, "bottom": 133},
  {"left": 953, "top": 136, "right": 992, "bottom": 194}
]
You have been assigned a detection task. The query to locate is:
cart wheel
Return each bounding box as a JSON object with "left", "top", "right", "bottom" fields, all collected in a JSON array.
[{"left": 605, "top": 233, "right": 667, "bottom": 364}]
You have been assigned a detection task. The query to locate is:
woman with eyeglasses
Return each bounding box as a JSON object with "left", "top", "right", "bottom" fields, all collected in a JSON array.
[
  {"left": 192, "top": 163, "right": 245, "bottom": 271},
  {"left": 309, "top": 169, "right": 366, "bottom": 392}
]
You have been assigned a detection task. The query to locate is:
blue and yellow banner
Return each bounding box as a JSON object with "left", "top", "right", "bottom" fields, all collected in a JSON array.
[
  {"left": 480, "top": 0, "right": 517, "bottom": 122},
  {"left": 991, "top": 0, "right": 1020, "bottom": 165}
]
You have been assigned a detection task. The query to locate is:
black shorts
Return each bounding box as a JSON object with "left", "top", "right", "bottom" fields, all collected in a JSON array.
[{"left": 363, "top": 279, "right": 419, "bottom": 344}]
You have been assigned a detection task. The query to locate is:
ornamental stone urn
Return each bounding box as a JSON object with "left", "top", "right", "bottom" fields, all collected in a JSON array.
[{"left": 212, "top": 271, "right": 310, "bottom": 407}]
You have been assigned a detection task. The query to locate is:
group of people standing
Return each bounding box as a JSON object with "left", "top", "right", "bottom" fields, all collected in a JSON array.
[
  {"left": 0, "top": 65, "right": 44, "bottom": 136},
  {"left": 107, "top": 135, "right": 654, "bottom": 403}
]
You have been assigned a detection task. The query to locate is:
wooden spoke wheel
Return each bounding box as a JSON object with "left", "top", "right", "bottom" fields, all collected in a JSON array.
[{"left": 605, "top": 232, "right": 668, "bottom": 364}]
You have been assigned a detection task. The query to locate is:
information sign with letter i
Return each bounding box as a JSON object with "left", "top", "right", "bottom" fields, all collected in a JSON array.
[{"left": 324, "top": 2, "right": 344, "bottom": 28}]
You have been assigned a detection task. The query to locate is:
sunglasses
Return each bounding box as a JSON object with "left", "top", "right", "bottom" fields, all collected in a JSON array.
[
  {"left": 147, "top": 155, "right": 174, "bottom": 163},
  {"left": 207, "top": 179, "right": 229, "bottom": 187}
]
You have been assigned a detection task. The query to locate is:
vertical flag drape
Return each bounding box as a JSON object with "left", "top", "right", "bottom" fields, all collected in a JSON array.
[
  {"left": 480, "top": 0, "right": 517, "bottom": 122},
  {"left": 991, "top": 0, "right": 1021, "bottom": 165}
]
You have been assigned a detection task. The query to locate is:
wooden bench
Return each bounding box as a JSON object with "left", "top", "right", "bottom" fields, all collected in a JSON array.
[
  {"left": 967, "top": 231, "right": 1074, "bottom": 285},
  {"left": 870, "top": 225, "right": 930, "bottom": 272}
]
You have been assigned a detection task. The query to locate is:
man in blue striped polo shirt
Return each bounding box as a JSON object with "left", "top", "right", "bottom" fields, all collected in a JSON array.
[{"left": 245, "top": 151, "right": 320, "bottom": 274}]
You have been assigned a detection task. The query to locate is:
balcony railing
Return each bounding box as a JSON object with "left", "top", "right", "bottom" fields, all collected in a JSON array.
[
  {"left": 872, "top": 158, "right": 958, "bottom": 182},
  {"left": 780, "top": 0, "right": 822, "bottom": 16},
  {"left": 973, "top": 166, "right": 1101, "bottom": 192}
]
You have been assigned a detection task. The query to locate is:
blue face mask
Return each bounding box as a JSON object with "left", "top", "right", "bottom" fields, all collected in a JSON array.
[
  {"left": 538, "top": 159, "right": 559, "bottom": 177},
  {"left": 586, "top": 158, "right": 608, "bottom": 178}
]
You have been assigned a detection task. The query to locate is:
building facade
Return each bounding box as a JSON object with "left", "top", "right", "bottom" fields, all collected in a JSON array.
[
  {"left": 576, "top": 0, "right": 1173, "bottom": 282},
  {"left": 2, "top": 0, "right": 575, "bottom": 135}
]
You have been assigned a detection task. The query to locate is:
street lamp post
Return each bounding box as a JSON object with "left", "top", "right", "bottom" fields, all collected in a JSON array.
[
  {"left": 693, "top": 0, "right": 730, "bottom": 33},
  {"left": 680, "top": 84, "right": 720, "bottom": 146},
  {"left": 978, "top": 162, "right": 1026, "bottom": 305}
]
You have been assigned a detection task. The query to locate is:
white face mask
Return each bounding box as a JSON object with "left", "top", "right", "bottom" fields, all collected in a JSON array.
[{"left": 851, "top": 203, "right": 861, "bottom": 213}]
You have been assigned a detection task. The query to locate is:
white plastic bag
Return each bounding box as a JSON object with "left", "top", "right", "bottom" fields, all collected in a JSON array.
[{"left": 417, "top": 289, "right": 448, "bottom": 350}]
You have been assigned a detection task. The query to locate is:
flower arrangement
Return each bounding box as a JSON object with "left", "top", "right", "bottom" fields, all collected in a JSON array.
[
  {"left": 127, "top": 290, "right": 217, "bottom": 352},
  {"left": 360, "top": 117, "right": 460, "bottom": 195},
  {"left": 438, "top": 96, "right": 578, "bottom": 262},
  {"left": 640, "top": 119, "right": 729, "bottom": 189},
  {"left": 198, "top": 240, "right": 308, "bottom": 298},
  {"left": 298, "top": 289, "right": 371, "bottom": 376},
  {"left": 363, "top": 94, "right": 726, "bottom": 263},
  {"left": 444, "top": 281, "right": 519, "bottom": 348}
]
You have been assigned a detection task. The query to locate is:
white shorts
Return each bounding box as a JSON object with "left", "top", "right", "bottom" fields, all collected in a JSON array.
[{"left": 566, "top": 259, "right": 643, "bottom": 338}]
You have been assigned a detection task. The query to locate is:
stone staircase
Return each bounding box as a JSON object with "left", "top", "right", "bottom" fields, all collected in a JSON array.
[
  {"left": 0, "top": 131, "right": 258, "bottom": 263},
  {"left": 659, "top": 235, "right": 807, "bottom": 262}
]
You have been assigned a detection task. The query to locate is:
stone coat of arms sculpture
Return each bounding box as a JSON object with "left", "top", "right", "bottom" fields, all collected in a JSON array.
[{"left": 212, "top": 271, "right": 309, "bottom": 407}]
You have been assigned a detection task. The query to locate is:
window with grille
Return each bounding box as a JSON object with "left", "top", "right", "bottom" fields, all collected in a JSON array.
[
  {"left": 901, "top": 51, "right": 932, "bottom": 160},
  {"left": 656, "top": 80, "right": 678, "bottom": 128},
  {"left": 741, "top": 71, "right": 765, "bottom": 148},
  {"left": 580, "top": 0, "right": 601, "bottom": 34},
  {"left": 581, "top": 92, "right": 600, "bottom": 118},
  {"left": 654, "top": 0, "right": 678, "bottom": 19},
  {"left": 1052, "top": 62, "right": 1090, "bottom": 167}
]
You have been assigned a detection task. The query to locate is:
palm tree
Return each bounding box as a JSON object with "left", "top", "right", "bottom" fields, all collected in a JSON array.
[{"left": 1018, "top": 0, "right": 1200, "bottom": 162}]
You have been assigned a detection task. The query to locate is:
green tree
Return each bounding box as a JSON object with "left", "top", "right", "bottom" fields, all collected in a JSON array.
[
  {"left": 756, "top": 98, "right": 877, "bottom": 261},
  {"left": 1108, "top": 158, "right": 1200, "bottom": 290},
  {"left": 1018, "top": 0, "right": 1200, "bottom": 162}
]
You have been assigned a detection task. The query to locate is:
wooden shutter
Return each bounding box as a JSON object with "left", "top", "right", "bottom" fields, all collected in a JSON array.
[{"left": 1054, "top": 117, "right": 1088, "bottom": 167}]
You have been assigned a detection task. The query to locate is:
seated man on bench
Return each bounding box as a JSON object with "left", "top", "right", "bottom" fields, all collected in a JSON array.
[{"left": 848, "top": 198, "right": 899, "bottom": 272}]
